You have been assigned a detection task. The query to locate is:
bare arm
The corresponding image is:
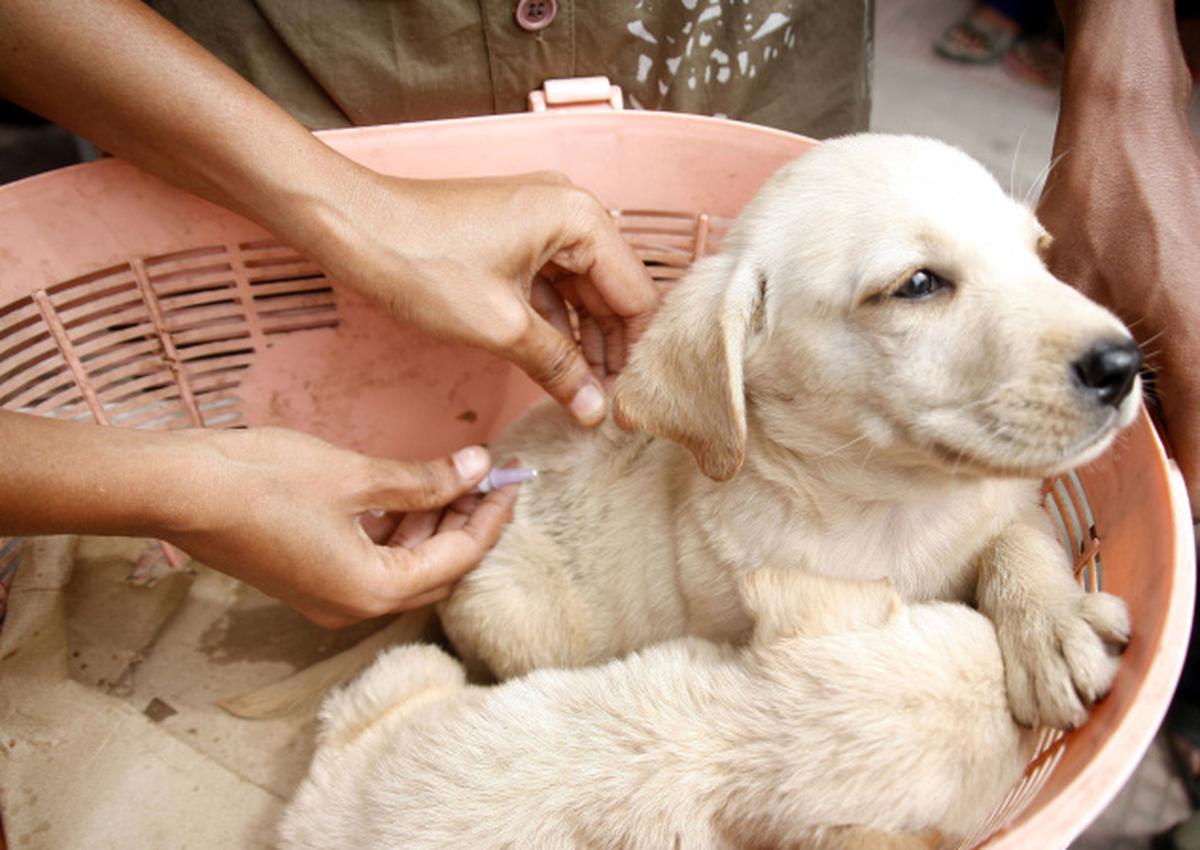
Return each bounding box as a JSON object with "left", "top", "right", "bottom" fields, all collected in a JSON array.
[
  {"left": 1040, "top": 0, "right": 1200, "bottom": 506},
  {"left": 0, "top": 1, "right": 657, "bottom": 624},
  {"left": 0, "top": 410, "right": 517, "bottom": 628},
  {"left": 0, "top": 0, "right": 657, "bottom": 422},
  {"left": 0, "top": 0, "right": 347, "bottom": 240}
]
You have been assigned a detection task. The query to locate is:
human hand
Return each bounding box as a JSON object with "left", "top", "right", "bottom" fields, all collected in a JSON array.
[
  {"left": 0, "top": 2, "right": 657, "bottom": 423},
  {"left": 163, "top": 427, "right": 517, "bottom": 628},
  {"left": 1039, "top": 0, "right": 1200, "bottom": 508},
  {"left": 307, "top": 170, "right": 659, "bottom": 426}
]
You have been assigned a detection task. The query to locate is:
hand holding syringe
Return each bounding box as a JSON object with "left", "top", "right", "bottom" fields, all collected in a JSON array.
[{"left": 367, "top": 467, "right": 537, "bottom": 518}]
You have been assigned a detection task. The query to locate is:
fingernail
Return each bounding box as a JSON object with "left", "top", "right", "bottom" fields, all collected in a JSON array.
[
  {"left": 570, "top": 383, "right": 606, "bottom": 424},
  {"left": 452, "top": 446, "right": 490, "bottom": 482}
]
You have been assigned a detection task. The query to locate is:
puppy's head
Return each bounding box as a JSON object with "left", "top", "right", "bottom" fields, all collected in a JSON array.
[
  {"left": 615, "top": 135, "right": 1141, "bottom": 481},
  {"left": 737, "top": 568, "right": 903, "bottom": 645}
]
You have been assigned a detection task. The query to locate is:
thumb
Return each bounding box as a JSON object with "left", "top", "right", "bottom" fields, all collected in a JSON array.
[
  {"left": 361, "top": 446, "right": 491, "bottom": 512},
  {"left": 508, "top": 308, "right": 607, "bottom": 426}
]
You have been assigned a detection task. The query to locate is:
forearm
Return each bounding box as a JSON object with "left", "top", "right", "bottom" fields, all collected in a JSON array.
[
  {"left": 0, "top": 411, "right": 207, "bottom": 538},
  {"left": 0, "top": 0, "right": 369, "bottom": 259},
  {"left": 1056, "top": 0, "right": 1191, "bottom": 110},
  {"left": 1040, "top": 0, "right": 1200, "bottom": 507},
  {"left": 0, "top": 0, "right": 656, "bottom": 424}
]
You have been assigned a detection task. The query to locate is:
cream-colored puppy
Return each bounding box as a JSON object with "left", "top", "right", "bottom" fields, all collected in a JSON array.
[
  {"left": 440, "top": 134, "right": 1137, "bottom": 729},
  {"left": 280, "top": 571, "right": 1034, "bottom": 850}
]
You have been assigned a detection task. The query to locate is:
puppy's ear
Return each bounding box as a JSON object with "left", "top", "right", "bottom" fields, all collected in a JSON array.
[
  {"left": 613, "top": 254, "right": 762, "bottom": 481},
  {"left": 738, "top": 568, "right": 902, "bottom": 644}
]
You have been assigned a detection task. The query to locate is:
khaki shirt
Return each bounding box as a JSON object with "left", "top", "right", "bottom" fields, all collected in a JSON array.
[{"left": 150, "top": 1, "right": 871, "bottom": 138}]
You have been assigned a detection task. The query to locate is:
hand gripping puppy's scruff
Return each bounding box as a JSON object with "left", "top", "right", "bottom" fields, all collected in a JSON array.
[
  {"left": 279, "top": 571, "right": 1035, "bottom": 850},
  {"left": 440, "top": 134, "right": 1138, "bottom": 729}
]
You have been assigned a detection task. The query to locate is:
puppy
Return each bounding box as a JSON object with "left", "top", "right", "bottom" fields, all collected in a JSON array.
[
  {"left": 279, "top": 571, "right": 1035, "bottom": 850},
  {"left": 440, "top": 134, "right": 1137, "bottom": 729}
]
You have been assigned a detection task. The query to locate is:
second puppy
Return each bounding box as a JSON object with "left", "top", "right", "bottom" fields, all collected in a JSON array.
[{"left": 280, "top": 570, "right": 1035, "bottom": 850}]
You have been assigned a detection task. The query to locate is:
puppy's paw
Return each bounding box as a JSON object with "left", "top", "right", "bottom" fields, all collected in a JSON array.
[{"left": 997, "top": 590, "right": 1129, "bottom": 729}]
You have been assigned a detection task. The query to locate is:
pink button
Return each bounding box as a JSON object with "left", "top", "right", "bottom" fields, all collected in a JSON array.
[{"left": 515, "top": 0, "right": 556, "bottom": 32}]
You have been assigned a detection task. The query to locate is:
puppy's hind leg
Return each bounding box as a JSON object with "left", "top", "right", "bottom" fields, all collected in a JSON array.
[
  {"left": 801, "top": 826, "right": 944, "bottom": 850},
  {"left": 318, "top": 644, "right": 466, "bottom": 747},
  {"left": 738, "top": 568, "right": 903, "bottom": 644},
  {"left": 439, "top": 523, "right": 596, "bottom": 680}
]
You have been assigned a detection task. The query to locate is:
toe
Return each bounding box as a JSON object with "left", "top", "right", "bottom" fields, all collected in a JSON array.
[
  {"left": 1059, "top": 616, "right": 1121, "bottom": 704},
  {"left": 1080, "top": 592, "right": 1132, "bottom": 647}
]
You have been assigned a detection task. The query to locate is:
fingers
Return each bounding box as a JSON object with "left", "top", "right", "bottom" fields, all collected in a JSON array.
[
  {"left": 554, "top": 199, "right": 658, "bottom": 319},
  {"left": 389, "top": 509, "right": 440, "bottom": 548},
  {"left": 387, "top": 495, "right": 478, "bottom": 549},
  {"left": 378, "top": 484, "right": 518, "bottom": 595},
  {"left": 435, "top": 494, "right": 479, "bottom": 533},
  {"left": 304, "top": 489, "right": 507, "bottom": 626},
  {"left": 362, "top": 446, "right": 491, "bottom": 512},
  {"left": 530, "top": 277, "right": 574, "bottom": 342},
  {"left": 507, "top": 308, "right": 608, "bottom": 426},
  {"left": 556, "top": 276, "right": 629, "bottom": 376},
  {"left": 544, "top": 188, "right": 658, "bottom": 380},
  {"left": 599, "top": 314, "right": 626, "bottom": 375},
  {"left": 400, "top": 585, "right": 455, "bottom": 610},
  {"left": 357, "top": 509, "right": 398, "bottom": 544},
  {"left": 578, "top": 313, "right": 607, "bottom": 379},
  {"left": 375, "top": 494, "right": 491, "bottom": 610}
]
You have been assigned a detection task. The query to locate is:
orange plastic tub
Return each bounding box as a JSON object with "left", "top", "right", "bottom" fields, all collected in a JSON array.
[{"left": 0, "top": 81, "right": 1192, "bottom": 849}]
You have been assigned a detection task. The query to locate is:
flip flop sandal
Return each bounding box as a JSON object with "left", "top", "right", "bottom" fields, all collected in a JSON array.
[
  {"left": 1005, "top": 36, "right": 1064, "bottom": 88},
  {"left": 934, "top": 15, "right": 1018, "bottom": 64}
]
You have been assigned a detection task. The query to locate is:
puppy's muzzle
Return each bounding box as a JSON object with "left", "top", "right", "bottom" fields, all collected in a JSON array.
[{"left": 1071, "top": 339, "right": 1143, "bottom": 407}]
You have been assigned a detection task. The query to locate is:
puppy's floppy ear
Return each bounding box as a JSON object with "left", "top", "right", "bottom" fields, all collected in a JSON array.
[
  {"left": 613, "top": 254, "right": 762, "bottom": 481},
  {"left": 738, "top": 568, "right": 902, "bottom": 643}
]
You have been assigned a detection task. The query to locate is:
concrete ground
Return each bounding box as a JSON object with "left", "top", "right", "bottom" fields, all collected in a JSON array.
[
  {"left": 874, "top": 0, "right": 1058, "bottom": 194},
  {"left": 872, "top": 2, "right": 1197, "bottom": 848}
]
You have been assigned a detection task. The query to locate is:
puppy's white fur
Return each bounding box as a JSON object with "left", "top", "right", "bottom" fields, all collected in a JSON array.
[
  {"left": 279, "top": 572, "right": 1035, "bottom": 850},
  {"left": 440, "top": 134, "right": 1136, "bottom": 729}
]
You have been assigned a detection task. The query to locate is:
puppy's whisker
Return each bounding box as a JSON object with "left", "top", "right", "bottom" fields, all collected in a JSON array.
[
  {"left": 1136, "top": 329, "right": 1166, "bottom": 350},
  {"left": 1026, "top": 150, "right": 1070, "bottom": 207},
  {"left": 1138, "top": 351, "right": 1164, "bottom": 370},
  {"left": 1009, "top": 128, "right": 1029, "bottom": 201}
]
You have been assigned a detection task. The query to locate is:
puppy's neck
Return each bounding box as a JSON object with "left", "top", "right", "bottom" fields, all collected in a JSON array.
[{"left": 741, "top": 403, "right": 975, "bottom": 510}]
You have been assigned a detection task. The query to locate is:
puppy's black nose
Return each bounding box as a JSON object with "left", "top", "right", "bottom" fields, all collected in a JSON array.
[{"left": 1071, "top": 339, "right": 1142, "bottom": 406}]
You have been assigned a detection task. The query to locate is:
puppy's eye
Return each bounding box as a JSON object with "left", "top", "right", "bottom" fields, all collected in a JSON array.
[{"left": 893, "top": 270, "right": 950, "bottom": 300}]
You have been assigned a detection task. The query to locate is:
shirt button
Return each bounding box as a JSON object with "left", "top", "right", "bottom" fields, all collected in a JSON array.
[{"left": 514, "top": 0, "right": 557, "bottom": 32}]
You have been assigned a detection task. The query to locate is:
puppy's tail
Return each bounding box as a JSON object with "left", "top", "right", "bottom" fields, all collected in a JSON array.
[{"left": 216, "top": 609, "right": 434, "bottom": 720}]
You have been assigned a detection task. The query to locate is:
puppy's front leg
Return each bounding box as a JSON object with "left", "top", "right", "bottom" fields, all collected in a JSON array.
[{"left": 975, "top": 508, "right": 1130, "bottom": 729}]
